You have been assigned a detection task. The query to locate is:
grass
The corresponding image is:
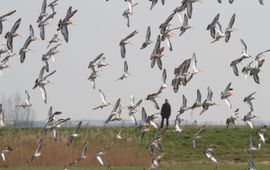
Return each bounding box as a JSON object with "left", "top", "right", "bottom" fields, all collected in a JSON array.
[
  {"left": 1, "top": 164, "right": 270, "bottom": 170},
  {"left": 0, "top": 126, "right": 269, "bottom": 169}
]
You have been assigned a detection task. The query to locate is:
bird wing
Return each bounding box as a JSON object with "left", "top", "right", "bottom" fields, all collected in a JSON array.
[
  {"left": 43, "top": 69, "right": 56, "bottom": 79},
  {"left": 207, "top": 87, "right": 213, "bottom": 101},
  {"left": 35, "top": 138, "right": 43, "bottom": 154},
  {"left": 61, "top": 25, "right": 69, "bottom": 42},
  {"left": 224, "top": 98, "right": 232, "bottom": 109},
  {"left": 246, "top": 120, "right": 253, "bottom": 129},
  {"left": 91, "top": 53, "right": 104, "bottom": 65},
  {"left": 255, "top": 49, "right": 270, "bottom": 60},
  {"left": 231, "top": 64, "right": 239, "bottom": 76},
  {"left": 80, "top": 142, "right": 88, "bottom": 157},
  {"left": 112, "top": 98, "right": 121, "bottom": 112},
  {"left": 150, "top": 120, "right": 158, "bottom": 129},
  {"left": 146, "top": 26, "right": 151, "bottom": 41},
  {"left": 10, "top": 18, "right": 21, "bottom": 34},
  {"left": 74, "top": 121, "right": 82, "bottom": 133},
  {"left": 151, "top": 99, "right": 160, "bottom": 110},
  {"left": 162, "top": 69, "right": 167, "bottom": 84},
  {"left": 151, "top": 57, "right": 156, "bottom": 68},
  {"left": 246, "top": 100, "right": 253, "bottom": 111},
  {"left": 124, "top": 60, "right": 128, "bottom": 73},
  {"left": 130, "top": 114, "right": 137, "bottom": 125},
  {"left": 194, "top": 126, "right": 205, "bottom": 136},
  {"left": 123, "top": 30, "right": 138, "bottom": 41},
  {"left": 186, "top": 2, "right": 193, "bottom": 19},
  {"left": 39, "top": 25, "right": 45, "bottom": 40},
  {"left": 120, "top": 43, "right": 126, "bottom": 58},
  {"left": 224, "top": 82, "right": 231, "bottom": 92},
  {"left": 182, "top": 95, "right": 187, "bottom": 108},
  {"left": 248, "top": 135, "right": 254, "bottom": 149},
  {"left": 183, "top": 13, "right": 189, "bottom": 26},
  {"left": 99, "top": 89, "right": 107, "bottom": 104},
  {"left": 96, "top": 155, "right": 104, "bottom": 166},
  {"left": 141, "top": 107, "right": 147, "bottom": 122},
  {"left": 135, "top": 99, "right": 142, "bottom": 108},
  {"left": 196, "top": 89, "right": 202, "bottom": 103},
  {"left": 156, "top": 57, "right": 162, "bottom": 70},
  {"left": 0, "top": 10, "right": 16, "bottom": 19},
  {"left": 150, "top": 0, "right": 158, "bottom": 10},
  {"left": 127, "top": 0, "right": 133, "bottom": 14},
  {"left": 29, "top": 24, "right": 35, "bottom": 38},
  {"left": 39, "top": 85, "right": 47, "bottom": 103},
  {"left": 0, "top": 22, "right": 2, "bottom": 34},
  {"left": 240, "top": 39, "right": 248, "bottom": 54},
  {"left": 41, "top": 0, "right": 47, "bottom": 14},
  {"left": 25, "top": 90, "right": 30, "bottom": 102},
  {"left": 252, "top": 72, "right": 260, "bottom": 84},
  {"left": 228, "top": 13, "right": 236, "bottom": 29}
]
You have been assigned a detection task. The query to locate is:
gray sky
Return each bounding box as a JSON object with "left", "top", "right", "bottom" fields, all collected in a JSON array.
[{"left": 1, "top": 0, "right": 270, "bottom": 124}]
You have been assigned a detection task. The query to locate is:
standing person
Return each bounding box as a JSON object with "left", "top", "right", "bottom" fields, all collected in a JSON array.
[{"left": 160, "top": 99, "right": 171, "bottom": 128}]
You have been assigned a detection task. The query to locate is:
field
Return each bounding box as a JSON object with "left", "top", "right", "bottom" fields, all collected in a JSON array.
[{"left": 0, "top": 126, "right": 269, "bottom": 169}]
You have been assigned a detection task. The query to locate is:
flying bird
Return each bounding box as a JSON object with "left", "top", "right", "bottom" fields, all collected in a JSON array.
[
  {"left": 20, "top": 25, "right": 37, "bottom": 63},
  {"left": 242, "top": 111, "right": 257, "bottom": 129},
  {"left": 30, "top": 138, "right": 43, "bottom": 162},
  {"left": 93, "top": 89, "right": 111, "bottom": 110},
  {"left": 204, "top": 148, "right": 217, "bottom": 163},
  {"left": 0, "top": 146, "right": 13, "bottom": 162},
  {"left": 0, "top": 55, "right": 11, "bottom": 77},
  {"left": 33, "top": 67, "right": 56, "bottom": 103},
  {"left": 57, "top": 6, "right": 78, "bottom": 42},
  {"left": 179, "top": 95, "right": 188, "bottom": 114},
  {"left": 47, "top": 33, "right": 60, "bottom": 48},
  {"left": 246, "top": 135, "right": 261, "bottom": 152},
  {"left": 117, "top": 60, "right": 130, "bottom": 80},
  {"left": 5, "top": 18, "right": 21, "bottom": 52},
  {"left": 200, "top": 87, "right": 216, "bottom": 115},
  {"left": 67, "top": 121, "right": 82, "bottom": 146},
  {"left": 207, "top": 13, "right": 220, "bottom": 39},
  {"left": 146, "top": 88, "right": 162, "bottom": 110},
  {"left": 243, "top": 92, "right": 256, "bottom": 111},
  {"left": 122, "top": 2, "right": 138, "bottom": 27},
  {"left": 48, "top": 0, "right": 59, "bottom": 14},
  {"left": 37, "top": 0, "right": 48, "bottom": 23},
  {"left": 38, "top": 12, "right": 56, "bottom": 40},
  {"left": 188, "top": 89, "right": 202, "bottom": 111},
  {"left": 221, "top": 82, "right": 233, "bottom": 109},
  {"left": 16, "top": 90, "right": 32, "bottom": 108},
  {"left": 105, "top": 98, "right": 122, "bottom": 124},
  {"left": 179, "top": 14, "right": 192, "bottom": 37},
  {"left": 226, "top": 109, "right": 240, "bottom": 128},
  {"left": 160, "top": 69, "right": 168, "bottom": 89},
  {"left": 141, "top": 26, "right": 152, "bottom": 49},
  {"left": 95, "top": 141, "right": 115, "bottom": 166},
  {"left": 0, "top": 10, "right": 16, "bottom": 34},
  {"left": 0, "top": 104, "right": 4, "bottom": 127},
  {"left": 119, "top": 30, "right": 138, "bottom": 58},
  {"left": 225, "top": 13, "right": 236, "bottom": 43},
  {"left": 192, "top": 125, "right": 205, "bottom": 148}
]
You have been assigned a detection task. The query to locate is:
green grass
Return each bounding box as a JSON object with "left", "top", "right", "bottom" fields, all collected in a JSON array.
[
  {"left": 0, "top": 126, "right": 269, "bottom": 169},
  {"left": 1, "top": 164, "right": 270, "bottom": 170}
]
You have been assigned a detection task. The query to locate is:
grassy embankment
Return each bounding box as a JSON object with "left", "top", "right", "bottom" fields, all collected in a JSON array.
[{"left": 0, "top": 126, "right": 269, "bottom": 169}]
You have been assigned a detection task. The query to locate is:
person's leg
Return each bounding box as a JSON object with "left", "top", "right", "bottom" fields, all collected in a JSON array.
[
  {"left": 166, "top": 117, "right": 169, "bottom": 127},
  {"left": 160, "top": 117, "right": 164, "bottom": 128}
]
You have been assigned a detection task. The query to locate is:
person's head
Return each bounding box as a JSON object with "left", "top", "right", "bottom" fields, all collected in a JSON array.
[{"left": 165, "top": 99, "right": 168, "bottom": 103}]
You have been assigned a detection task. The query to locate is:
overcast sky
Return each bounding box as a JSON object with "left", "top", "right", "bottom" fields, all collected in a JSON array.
[{"left": 0, "top": 0, "right": 270, "bottom": 125}]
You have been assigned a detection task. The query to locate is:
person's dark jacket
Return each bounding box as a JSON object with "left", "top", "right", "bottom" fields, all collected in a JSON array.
[{"left": 161, "top": 102, "right": 171, "bottom": 118}]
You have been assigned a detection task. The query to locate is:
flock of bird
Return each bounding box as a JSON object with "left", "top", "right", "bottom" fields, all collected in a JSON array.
[{"left": 0, "top": 0, "right": 268, "bottom": 170}]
